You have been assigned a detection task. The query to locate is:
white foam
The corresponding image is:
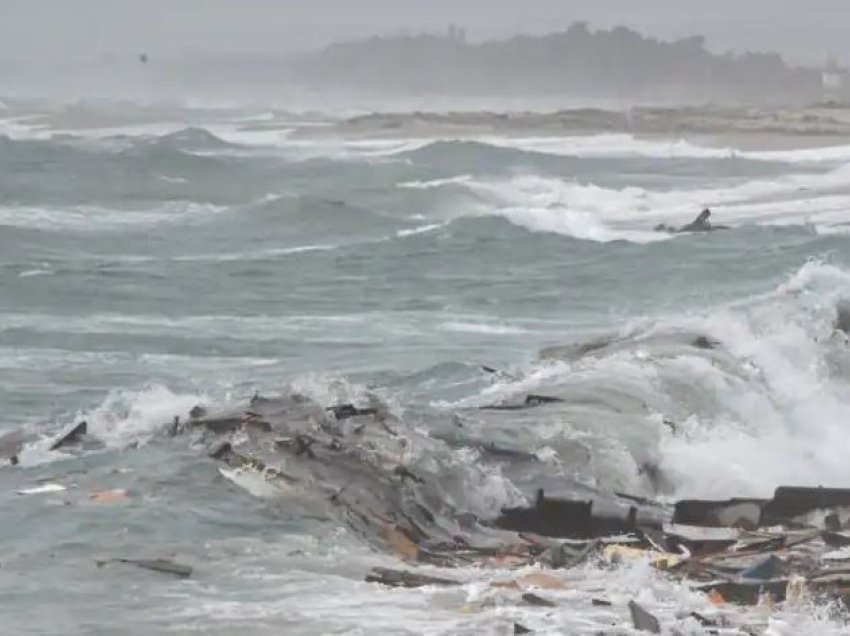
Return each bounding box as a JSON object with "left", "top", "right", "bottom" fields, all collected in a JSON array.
[
  {"left": 439, "top": 321, "right": 530, "bottom": 336},
  {"left": 69, "top": 383, "right": 205, "bottom": 449},
  {"left": 436, "top": 165, "right": 850, "bottom": 242},
  {"left": 485, "top": 133, "right": 850, "bottom": 164},
  {"left": 0, "top": 201, "right": 229, "bottom": 232}
]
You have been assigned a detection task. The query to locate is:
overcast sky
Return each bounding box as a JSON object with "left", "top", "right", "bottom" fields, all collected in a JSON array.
[{"left": 3, "top": 0, "right": 850, "bottom": 65}]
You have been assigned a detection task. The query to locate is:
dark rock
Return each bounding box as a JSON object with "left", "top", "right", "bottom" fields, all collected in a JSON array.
[
  {"left": 514, "top": 623, "right": 533, "bottom": 634},
  {"left": 591, "top": 598, "right": 612, "bottom": 606},
  {"left": 189, "top": 405, "right": 207, "bottom": 419},
  {"left": 522, "top": 592, "right": 556, "bottom": 607},
  {"left": 628, "top": 600, "right": 661, "bottom": 633},
  {"left": 365, "top": 567, "right": 460, "bottom": 588},
  {"left": 49, "top": 421, "right": 87, "bottom": 452}
]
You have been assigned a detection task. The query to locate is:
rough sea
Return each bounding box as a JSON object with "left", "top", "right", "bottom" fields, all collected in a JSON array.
[{"left": 3, "top": 99, "right": 850, "bottom": 635}]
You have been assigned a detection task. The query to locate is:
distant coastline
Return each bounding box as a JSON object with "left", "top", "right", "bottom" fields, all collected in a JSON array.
[
  {"left": 280, "top": 104, "right": 850, "bottom": 150},
  {"left": 278, "top": 23, "right": 846, "bottom": 107}
]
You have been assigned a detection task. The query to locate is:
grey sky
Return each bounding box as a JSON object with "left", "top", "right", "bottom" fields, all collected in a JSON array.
[{"left": 2, "top": 0, "right": 850, "bottom": 65}]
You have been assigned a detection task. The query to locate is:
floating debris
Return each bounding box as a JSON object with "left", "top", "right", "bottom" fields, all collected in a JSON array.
[
  {"left": 88, "top": 489, "right": 130, "bottom": 504},
  {"left": 628, "top": 600, "right": 660, "bottom": 633},
  {"left": 365, "top": 567, "right": 459, "bottom": 588},
  {"left": 49, "top": 421, "right": 87, "bottom": 452},
  {"left": 17, "top": 483, "right": 67, "bottom": 495},
  {"left": 522, "top": 592, "right": 556, "bottom": 608},
  {"left": 100, "top": 558, "right": 192, "bottom": 578}
]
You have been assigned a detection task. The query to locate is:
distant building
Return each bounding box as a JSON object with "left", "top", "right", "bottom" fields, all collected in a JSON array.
[
  {"left": 447, "top": 24, "right": 467, "bottom": 44},
  {"left": 822, "top": 55, "right": 847, "bottom": 99}
]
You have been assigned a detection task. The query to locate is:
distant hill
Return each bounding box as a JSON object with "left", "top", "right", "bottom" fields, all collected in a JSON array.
[{"left": 282, "top": 23, "right": 826, "bottom": 105}]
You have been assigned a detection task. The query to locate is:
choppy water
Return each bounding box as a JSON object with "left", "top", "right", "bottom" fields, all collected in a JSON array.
[{"left": 3, "top": 100, "right": 850, "bottom": 635}]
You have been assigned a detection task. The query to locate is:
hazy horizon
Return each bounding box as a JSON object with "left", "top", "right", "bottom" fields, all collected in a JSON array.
[{"left": 3, "top": 0, "right": 850, "bottom": 66}]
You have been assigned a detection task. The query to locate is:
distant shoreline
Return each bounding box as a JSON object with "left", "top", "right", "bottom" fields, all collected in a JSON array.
[{"left": 281, "top": 104, "right": 850, "bottom": 150}]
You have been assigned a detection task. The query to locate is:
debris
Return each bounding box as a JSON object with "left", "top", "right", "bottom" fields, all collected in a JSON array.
[
  {"left": 479, "top": 394, "right": 564, "bottom": 411},
  {"left": 495, "top": 489, "right": 660, "bottom": 539},
  {"left": 690, "top": 611, "right": 717, "bottom": 627},
  {"left": 740, "top": 555, "right": 785, "bottom": 580},
  {"left": 327, "top": 404, "right": 379, "bottom": 420},
  {"left": 189, "top": 405, "right": 207, "bottom": 419},
  {"left": 822, "top": 531, "right": 850, "bottom": 548},
  {"left": 365, "top": 567, "right": 460, "bottom": 588},
  {"left": 761, "top": 487, "right": 850, "bottom": 526},
  {"left": 628, "top": 600, "right": 661, "bottom": 633},
  {"left": 835, "top": 300, "right": 850, "bottom": 336},
  {"left": 193, "top": 415, "right": 243, "bottom": 434},
  {"left": 522, "top": 592, "right": 557, "bottom": 607},
  {"left": 17, "top": 483, "right": 66, "bottom": 495},
  {"left": 563, "top": 539, "right": 600, "bottom": 569},
  {"left": 695, "top": 580, "right": 788, "bottom": 605},
  {"left": 603, "top": 544, "right": 681, "bottom": 569},
  {"left": 514, "top": 623, "right": 533, "bottom": 634},
  {"left": 517, "top": 572, "right": 567, "bottom": 590},
  {"left": 523, "top": 394, "right": 564, "bottom": 406},
  {"left": 88, "top": 489, "right": 130, "bottom": 504},
  {"left": 592, "top": 598, "right": 612, "bottom": 606},
  {"left": 692, "top": 336, "right": 719, "bottom": 350},
  {"left": 101, "top": 558, "right": 192, "bottom": 578},
  {"left": 707, "top": 589, "right": 726, "bottom": 605},
  {"left": 672, "top": 498, "right": 765, "bottom": 529},
  {"left": 49, "top": 421, "right": 87, "bottom": 451},
  {"left": 383, "top": 524, "right": 419, "bottom": 561},
  {"left": 785, "top": 576, "right": 808, "bottom": 605}
]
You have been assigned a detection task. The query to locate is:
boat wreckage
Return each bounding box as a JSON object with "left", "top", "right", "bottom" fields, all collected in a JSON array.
[
  {"left": 40, "top": 383, "right": 850, "bottom": 633},
  {"left": 9, "top": 304, "right": 850, "bottom": 633}
]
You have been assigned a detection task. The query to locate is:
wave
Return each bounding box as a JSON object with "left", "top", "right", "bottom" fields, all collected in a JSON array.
[
  {"left": 0, "top": 201, "right": 230, "bottom": 232},
  {"left": 401, "top": 163, "right": 850, "bottom": 242},
  {"left": 484, "top": 134, "right": 850, "bottom": 164},
  {"left": 444, "top": 260, "right": 850, "bottom": 499}
]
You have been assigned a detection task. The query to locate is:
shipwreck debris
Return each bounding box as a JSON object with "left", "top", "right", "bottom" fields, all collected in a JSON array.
[
  {"left": 522, "top": 592, "right": 557, "bottom": 608},
  {"left": 365, "top": 567, "right": 459, "bottom": 588},
  {"left": 99, "top": 558, "right": 193, "bottom": 578},
  {"left": 628, "top": 600, "right": 661, "bottom": 633},
  {"left": 49, "top": 420, "right": 87, "bottom": 452}
]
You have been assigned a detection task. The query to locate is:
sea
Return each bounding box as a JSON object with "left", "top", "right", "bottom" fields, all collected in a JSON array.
[{"left": 2, "top": 98, "right": 850, "bottom": 635}]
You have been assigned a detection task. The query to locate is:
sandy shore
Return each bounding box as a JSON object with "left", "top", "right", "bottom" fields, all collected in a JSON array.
[{"left": 281, "top": 104, "right": 850, "bottom": 151}]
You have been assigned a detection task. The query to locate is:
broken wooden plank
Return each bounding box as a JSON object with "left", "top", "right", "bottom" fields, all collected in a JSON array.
[
  {"left": 761, "top": 487, "right": 850, "bottom": 526},
  {"left": 628, "top": 600, "right": 661, "bottom": 633},
  {"left": 49, "top": 421, "right": 87, "bottom": 451},
  {"left": 365, "top": 567, "right": 459, "bottom": 588},
  {"left": 522, "top": 592, "right": 556, "bottom": 607},
  {"left": 99, "top": 558, "right": 193, "bottom": 578},
  {"left": 694, "top": 579, "right": 788, "bottom": 605},
  {"left": 673, "top": 498, "right": 765, "bottom": 529}
]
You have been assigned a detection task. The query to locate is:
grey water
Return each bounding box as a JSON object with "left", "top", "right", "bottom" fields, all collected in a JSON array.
[{"left": 2, "top": 103, "right": 850, "bottom": 635}]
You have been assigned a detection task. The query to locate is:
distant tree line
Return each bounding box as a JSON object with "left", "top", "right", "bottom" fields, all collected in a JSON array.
[{"left": 282, "top": 23, "right": 823, "bottom": 104}]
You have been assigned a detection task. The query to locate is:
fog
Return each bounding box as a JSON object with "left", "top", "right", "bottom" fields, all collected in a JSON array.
[
  {"left": 3, "top": 0, "right": 850, "bottom": 64},
  {"left": 2, "top": 0, "right": 849, "bottom": 106}
]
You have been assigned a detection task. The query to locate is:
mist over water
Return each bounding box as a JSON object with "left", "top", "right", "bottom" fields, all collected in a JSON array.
[{"left": 3, "top": 70, "right": 850, "bottom": 633}]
